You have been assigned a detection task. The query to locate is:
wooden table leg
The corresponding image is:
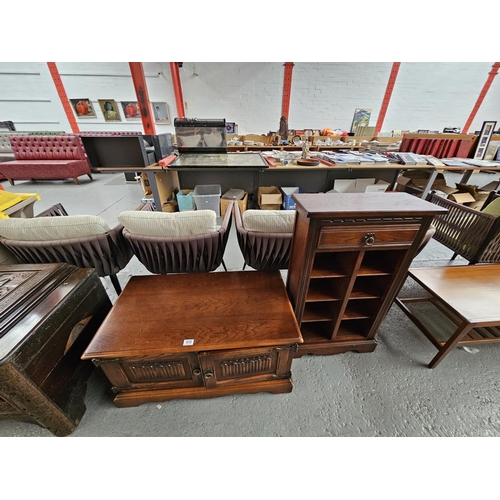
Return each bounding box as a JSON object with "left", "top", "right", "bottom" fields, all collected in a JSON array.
[{"left": 428, "top": 320, "right": 473, "bottom": 369}]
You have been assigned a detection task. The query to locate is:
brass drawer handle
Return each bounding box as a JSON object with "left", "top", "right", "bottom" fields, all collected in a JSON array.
[
  {"left": 363, "top": 233, "right": 376, "bottom": 246},
  {"left": 192, "top": 367, "right": 202, "bottom": 376},
  {"left": 203, "top": 369, "right": 214, "bottom": 379}
]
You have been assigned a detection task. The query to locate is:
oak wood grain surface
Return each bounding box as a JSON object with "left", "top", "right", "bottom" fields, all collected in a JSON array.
[
  {"left": 83, "top": 271, "right": 302, "bottom": 359},
  {"left": 292, "top": 192, "right": 448, "bottom": 218},
  {"left": 408, "top": 264, "right": 500, "bottom": 323}
]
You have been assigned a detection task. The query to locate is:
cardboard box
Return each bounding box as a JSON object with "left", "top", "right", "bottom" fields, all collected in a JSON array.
[
  {"left": 464, "top": 199, "right": 487, "bottom": 210},
  {"left": 161, "top": 199, "right": 178, "bottom": 212},
  {"left": 434, "top": 185, "right": 460, "bottom": 196},
  {"left": 480, "top": 181, "right": 500, "bottom": 192},
  {"left": 447, "top": 192, "right": 476, "bottom": 204},
  {"left": 332, "top": 178, "right": 390, "bottom": 193},
  {"left": 280, "top": 187, "right": 304, "bottom": 210},
  {"left": 454, "top": 183, "right": 489, "bottom": 209},
  {"left": 140, "top": 171, "right": 180, "bottom": 207},
  {"left": 221, "top": 191, "right": 248, "bottom": 216},
  {"left": 395, "top": 170, "right": 446, "bottom": 192},
  {"left": 258, "top": 186, "right": 282, "bottom": 210},
  {"left": 434, "top": 182, "right": 489, "bottom": 208},
  {"left": 363, "top": 180, "right": 390, "bottom": 193}
]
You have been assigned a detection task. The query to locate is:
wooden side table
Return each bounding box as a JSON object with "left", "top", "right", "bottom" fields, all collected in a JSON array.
[
  {"left": 82, "top": 271, "right": 303, "bottom": 407},
  {"left": 395, "top": 264, "right": 500, "bottom": 368}
]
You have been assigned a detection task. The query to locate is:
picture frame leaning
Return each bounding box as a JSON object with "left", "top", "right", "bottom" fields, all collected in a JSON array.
[
  {"left": 152, "top": 102, "right": 170, "bottom": 124},
  {"left": 474, "top": 120, "right": 497, "bottom": 160}
]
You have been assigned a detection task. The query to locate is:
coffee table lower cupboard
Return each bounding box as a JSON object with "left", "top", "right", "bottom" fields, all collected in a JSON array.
[{"left": 82, "top": 271, "right": 303, "bottom": 407}]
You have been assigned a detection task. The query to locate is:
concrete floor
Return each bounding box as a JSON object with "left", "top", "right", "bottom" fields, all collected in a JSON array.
[{"left": 1, "top": 170, "right": 500, "bottom": 438}]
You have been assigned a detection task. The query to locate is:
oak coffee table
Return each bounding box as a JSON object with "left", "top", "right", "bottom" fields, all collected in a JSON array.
[
  {"left": 82, "top": 271, "right": 303, "bottom": 407},
  {"left": 395, "top": 264, "right": 500, "bottom": 368}
]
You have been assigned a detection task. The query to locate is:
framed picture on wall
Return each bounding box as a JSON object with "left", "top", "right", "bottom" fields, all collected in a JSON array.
[
  {"left": 121, "top": 101, "right": 141, "bottom": 120},
  {"left": 98, "top": 99, "right": 122, "bottom": 122},
  {"left": 474, "top": 120, "right": 497, "bottom": 159},
  {"left": 70, "top": 98, "right": 97, "bottom": 118},
  {"left": 152, "top": 102, "right": 170, "bottom": 124},
  {"left": 350, "top": 108, "right": 372, "bottom": 133}
]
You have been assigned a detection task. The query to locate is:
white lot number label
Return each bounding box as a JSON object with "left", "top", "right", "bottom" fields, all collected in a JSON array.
[{"left": 183, "top": 339, "right": 195, "bottom": 346}]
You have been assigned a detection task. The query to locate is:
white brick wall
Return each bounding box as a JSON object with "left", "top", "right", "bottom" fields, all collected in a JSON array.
[
  {"left": 0, "top": 62, "right": 177, "bottom": 133},
  {"left": 1, "top": 62, "right": 499, "bottom": 135}
]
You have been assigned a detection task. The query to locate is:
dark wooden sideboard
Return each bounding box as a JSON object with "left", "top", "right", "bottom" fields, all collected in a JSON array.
[
  {"left": 286, "top": 192, "right": 447, "bottom": 357},
  {"left": 0, "top": 263, "right": 112, "bottom": 436}
]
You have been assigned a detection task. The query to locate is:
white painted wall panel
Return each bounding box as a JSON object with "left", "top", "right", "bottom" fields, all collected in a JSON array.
[
  {"left": 179, "top": 62, "right": 283, "bottom": 134},
  {"left": 1, "top": 62, "right": 499, "bottom": 135}
]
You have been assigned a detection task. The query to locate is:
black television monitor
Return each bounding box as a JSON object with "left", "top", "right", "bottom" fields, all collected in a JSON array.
[
  {"left": 81, "top": 136, "right": 150, "bottom": 169},
  {"left": 143, "top": 133, "right": 174, "bottom": 162}
]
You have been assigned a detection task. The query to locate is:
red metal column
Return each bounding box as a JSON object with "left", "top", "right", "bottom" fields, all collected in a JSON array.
[
  {"left": 129, "top": 62, "right": 156, "bottom": 135},
  {"left": 281, "top": 62, "right": 294, "bottom": 120},
  {"left": 462, "top": 62, "right": 500, "bottom": 133},
  {"left": 374, "top": 62, "right": 401, "bottom": 136},
  {"left": 47, "top": 62, "right": 80, "bottom": 133},
  {"left": 170, "top": 63, "right": 185, "bottom": 119}
]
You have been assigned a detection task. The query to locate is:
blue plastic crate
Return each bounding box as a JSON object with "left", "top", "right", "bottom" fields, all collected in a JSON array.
[{"left": 176, "top": 189, "right": 195, "bottom": 211}]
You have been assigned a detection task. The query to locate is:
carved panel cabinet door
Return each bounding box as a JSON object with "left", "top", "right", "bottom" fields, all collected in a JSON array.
[{"left": 198, "top": 345, "right": 295, "bottom": 390}]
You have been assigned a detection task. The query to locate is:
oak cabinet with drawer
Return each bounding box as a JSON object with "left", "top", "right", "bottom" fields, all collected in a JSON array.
[{"left": 286, "top": 193, "right": 446, "bottom": 357}]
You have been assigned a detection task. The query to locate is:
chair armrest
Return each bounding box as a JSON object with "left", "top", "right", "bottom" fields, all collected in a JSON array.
[
  {"left": 135, "top": 201, "right": 155, "bottom": 212},
  {"left": 233, "top": 200, "right": 247, "bottom": 234},
  {"left": 426, "top": 192, "right": 498, "bottom": 262},
  {"left": 219, "top": 200, "right": 233, "bottom": 232},
  {"left": 36, "top": 203, "right": 69, "bottom": 217}
]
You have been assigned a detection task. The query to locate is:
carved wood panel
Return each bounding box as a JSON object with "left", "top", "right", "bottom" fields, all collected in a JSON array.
[{"left": 198, "top": 345, "right": 295, "bottom": 389}]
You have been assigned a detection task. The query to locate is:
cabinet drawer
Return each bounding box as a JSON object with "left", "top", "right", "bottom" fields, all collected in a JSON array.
[{"left": 318, "top": 225, "right": 419, "bottom": 249}]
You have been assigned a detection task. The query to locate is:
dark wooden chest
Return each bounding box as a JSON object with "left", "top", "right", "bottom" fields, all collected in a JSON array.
[{"left": 0, "top": 263, "right": 112, "bottom": 436}]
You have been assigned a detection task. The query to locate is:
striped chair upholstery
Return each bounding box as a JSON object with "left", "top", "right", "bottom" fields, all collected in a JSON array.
[
  {"left": 234, "top": 204, "right": 295, "bottom": 271},
  {"left": 119, "top": 205, "right": 232, "bottom": 274}
]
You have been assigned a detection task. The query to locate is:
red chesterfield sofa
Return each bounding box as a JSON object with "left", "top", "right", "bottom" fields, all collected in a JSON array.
[{"left": 0, "top": 135, "right": 93, "bottom": 186}]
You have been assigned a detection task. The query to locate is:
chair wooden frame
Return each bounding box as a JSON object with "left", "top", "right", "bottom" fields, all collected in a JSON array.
[{"left": 426, "top": 190, "right": 500, "bottom": 264}]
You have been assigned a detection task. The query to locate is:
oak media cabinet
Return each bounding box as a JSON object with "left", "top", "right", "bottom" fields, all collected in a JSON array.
[
  {"left": 286, "top": 192, "right": 446, "bottom": 357},
  {"left": 82, "top": 271, "right": 303, "bottom": 407}
]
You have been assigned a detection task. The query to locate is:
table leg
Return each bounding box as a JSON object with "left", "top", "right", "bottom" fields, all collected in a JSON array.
[
  {"left": 459, "top": 170, "right": 474, "bottom": 184},
  {"left": 428, "top": 319, "right": 473, "bottom": 369},
  {"left": 147, "top": 173, "right": 163, "bottom": 211},
  {"left": 420, "top": 169, "right": 439, "bottom": 199}
]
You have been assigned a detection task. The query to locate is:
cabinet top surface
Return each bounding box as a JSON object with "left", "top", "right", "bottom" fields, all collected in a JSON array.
[
  {"left": 0, "top": 263, "right": 88, "bottom": 361},
  {"left": 82, "top": 271, "right": 303, "bottom": 359},
  {"left": 292, "top": 192, "right": 447, "bottom": 217}
]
